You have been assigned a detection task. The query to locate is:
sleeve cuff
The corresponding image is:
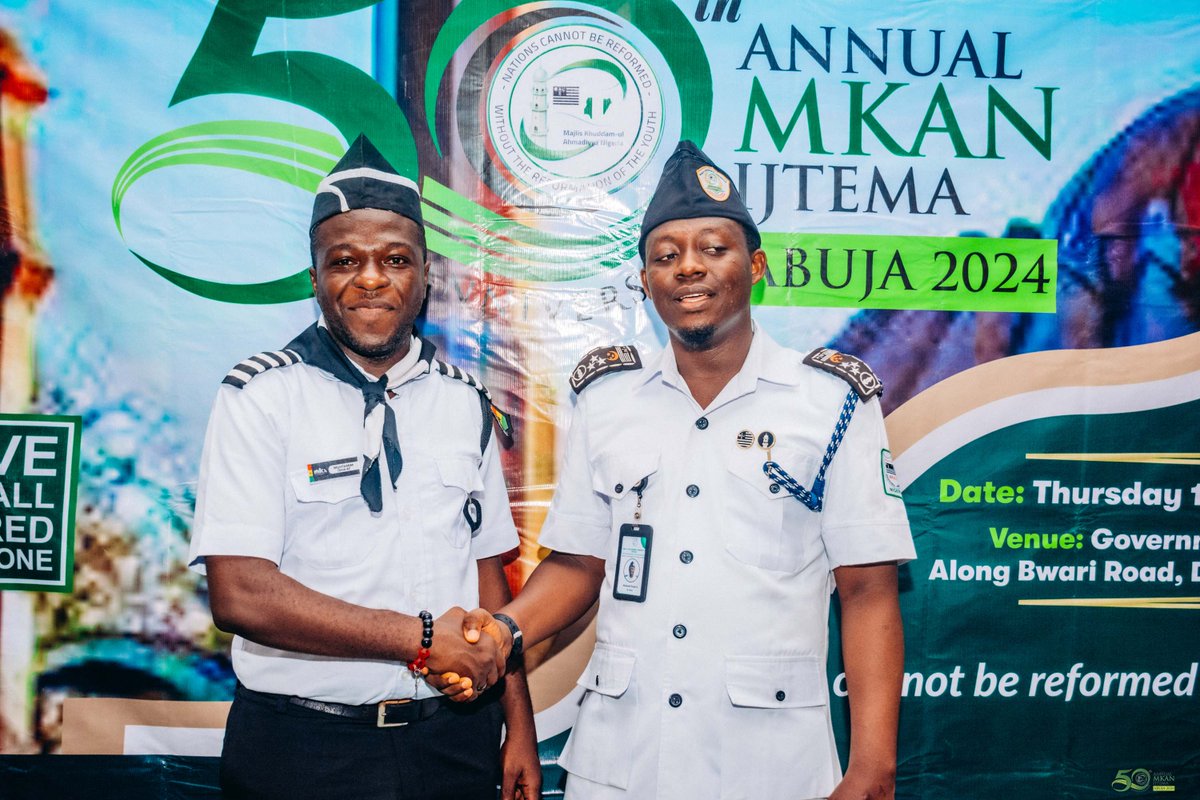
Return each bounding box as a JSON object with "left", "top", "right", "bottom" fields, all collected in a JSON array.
[
  {"left": 538, "top": 513, "right": 611, "bottom": 560},
  {"left": 188, "top": 524, "right": 284, "bottom": 575},
  {"left": 472, "top": 524, "right": 520, "bottom": 560},
  {"left": 822, "top": 521, "right": 916, "bottom": 569}
]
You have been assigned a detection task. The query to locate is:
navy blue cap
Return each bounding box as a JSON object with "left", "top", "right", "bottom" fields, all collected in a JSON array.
[
  {"left": 310, "top": 134, "right": 422, "bottom": 233},
  {"left": 637, "top": 141, "right": 759, "bottom": 259}
]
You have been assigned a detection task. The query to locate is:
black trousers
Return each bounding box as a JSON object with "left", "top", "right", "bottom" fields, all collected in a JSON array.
[{"left": 220, "top": 684, "right": 503, "bottom": 800}]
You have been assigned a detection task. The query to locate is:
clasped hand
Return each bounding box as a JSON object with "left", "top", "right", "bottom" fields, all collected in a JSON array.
[{"left": 424, "top": 607, "right": 511, "bottom": 701}]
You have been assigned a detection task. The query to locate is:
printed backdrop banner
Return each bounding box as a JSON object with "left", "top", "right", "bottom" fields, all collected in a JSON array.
[{"left": 0, "top": 1, "right": 1197, "bottom": 797}]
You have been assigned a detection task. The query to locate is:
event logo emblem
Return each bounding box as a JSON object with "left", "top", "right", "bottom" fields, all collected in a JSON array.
[
  {"left": 486, "top": 24, "right": 665, "bottom": 197},
  {"left": 695, "top": 165, "right": 731, "bottom": 201},
  {"left": 1111, "top": 767, "right": 1175, "bottom": 793}
]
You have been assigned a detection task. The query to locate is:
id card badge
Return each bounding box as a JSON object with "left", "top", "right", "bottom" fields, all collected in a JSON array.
[{"left": 613, "top": 523, "right": 653, "bottom": 602}]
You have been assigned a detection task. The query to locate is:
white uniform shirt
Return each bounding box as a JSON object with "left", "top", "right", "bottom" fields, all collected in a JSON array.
[
  {"left": 540, "top": 329, "right": 916, "bottom": 800},
  {"left": 188, "top": 338, "right": 518, "bottom": 704}
]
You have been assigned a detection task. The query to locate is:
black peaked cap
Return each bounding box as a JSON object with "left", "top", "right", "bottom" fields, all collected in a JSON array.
[
  {"left": 310, "top": 134, "right": 422, "bottom": 233},
  {"left": 637, "top": 140, "right": 758, "bottom": 259}
]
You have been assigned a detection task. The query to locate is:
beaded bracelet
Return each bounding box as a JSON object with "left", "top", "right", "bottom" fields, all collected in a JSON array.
[{"left": 407, "top": 610, "right": 433, "bottom": 676}]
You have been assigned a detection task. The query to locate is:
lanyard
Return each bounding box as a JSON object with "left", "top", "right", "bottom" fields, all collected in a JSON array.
[{"left": 762, "top": 388, "right": 859, "bottom": 512}]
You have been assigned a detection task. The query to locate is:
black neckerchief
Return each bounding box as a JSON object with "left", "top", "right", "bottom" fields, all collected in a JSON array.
[{"left": 286, "top": 322, "right": 435, "bottom": 513}]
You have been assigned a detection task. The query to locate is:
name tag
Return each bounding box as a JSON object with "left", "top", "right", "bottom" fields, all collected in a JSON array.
[
  {"left": 613, "top": 524, "right": 653, "bottom": 602},
  {"left": 307, "top": 456, "right": 360, "bottom": 482}
]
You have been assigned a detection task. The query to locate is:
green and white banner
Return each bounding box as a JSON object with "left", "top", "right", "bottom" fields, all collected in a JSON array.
[{"left": 0, "top": 1, "right": 1196, "bottom": 796}]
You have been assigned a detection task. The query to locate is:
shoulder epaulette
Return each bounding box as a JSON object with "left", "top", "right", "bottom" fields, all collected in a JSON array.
[
  {"left": 433, "top": 359, "right": 514, "bottom": 450},
  {"left": 222, "top": 349, "right": 303, "bottom": 389},
  {"left": 803, "top": 348, "right": 883, "bottom": 400},
  {"left": 570, "top": 345, "right": 642, "bottom": 394}
]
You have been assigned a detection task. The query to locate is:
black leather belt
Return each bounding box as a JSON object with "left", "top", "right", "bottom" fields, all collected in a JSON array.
[
  {"left": 292, "top": 695, "right": 446, "bottom": 728},
  {"left": 240, "top": 685, "right": 446, "bottom": 728}
]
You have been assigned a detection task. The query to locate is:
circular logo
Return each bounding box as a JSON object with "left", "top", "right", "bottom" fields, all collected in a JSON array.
[
  {"left": 485, "top": 23, "right": 665, "bottom": 196},
  {"left": 695, "top": 165, "right": 731, "bottom": 201},
  {"left": 1130, "top": 769, "right": 1152, "bottom": 791}
]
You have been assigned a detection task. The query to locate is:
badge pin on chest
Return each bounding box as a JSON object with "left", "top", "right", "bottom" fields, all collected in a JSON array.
[{"left": 757, "top": 430, "right": 776, "bottom": 462}]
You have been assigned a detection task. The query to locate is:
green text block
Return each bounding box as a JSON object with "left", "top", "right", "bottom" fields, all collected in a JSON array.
[{"left": 752, "top": 233, "right": 1058, "bottom": 313}]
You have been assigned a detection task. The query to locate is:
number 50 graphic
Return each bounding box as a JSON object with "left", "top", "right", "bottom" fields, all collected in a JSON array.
[
  {"left": 1111, "top": 768, "right": 1152, "bottom": 792},
  {"left": 112, "top": 0, "right": 418, "bottom": 305},
  {"left": 112, "top": 0, "right": 709, "bottom": 303}
]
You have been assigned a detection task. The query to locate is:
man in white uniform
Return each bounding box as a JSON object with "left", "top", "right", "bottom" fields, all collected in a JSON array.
[
  {"left": 189, "top": 135, "right": 540, "bottom": 800},
  {"left": 473, "top": 141, "right": 916, "bottom": 799}
]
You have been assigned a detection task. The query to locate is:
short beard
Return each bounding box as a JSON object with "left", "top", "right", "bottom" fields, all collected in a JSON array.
[
  {"left": 675, "top": 324, "right": 716, "bottom": 351},
  {"left": 324, "top": 312, "right": 413, "bottom": 363}
]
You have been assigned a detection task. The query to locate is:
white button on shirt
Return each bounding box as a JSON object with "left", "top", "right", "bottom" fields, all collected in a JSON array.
[
  {"left": 188, "top": 340, "right": 518, "bottom": 705},
  {"left": 539, "top": 329, "right": 916, "bottom": 800}
]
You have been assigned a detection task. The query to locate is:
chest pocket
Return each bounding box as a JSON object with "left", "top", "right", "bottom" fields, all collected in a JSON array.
[
  {"left": 433, "top": 455, "right": 485, "bottom": 548},
  {"left": 591, "top": 451, "right": 660, "bottom": 522},
  {"left": 723, "top": 447, "right": 820, "bottom": 573},
  {"left": 287, "top": 464, "right": 380, "bottom": 569}
]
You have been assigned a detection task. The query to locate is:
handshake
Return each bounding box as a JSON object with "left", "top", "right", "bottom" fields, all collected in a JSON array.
[{"left": 423, "top": 607, "right": 515, "bottom": 701}]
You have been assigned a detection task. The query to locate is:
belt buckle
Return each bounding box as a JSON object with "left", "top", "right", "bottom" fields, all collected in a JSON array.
[{"left": 376, "top": 698, "right": 412, "bottom": 728}]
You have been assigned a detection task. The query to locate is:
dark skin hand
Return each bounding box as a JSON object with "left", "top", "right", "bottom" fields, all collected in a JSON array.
[
  {"left": 428, "top": 558, "right": 541, "bottom": 798},
  {"left": 206, "top": 556, "right": 504, "bottom": 687},
  {"left": 828, "top": 562, "right": 904, "bottom": 800},
  {"left": 463, "top": 552, "right": 606, "bottom": 662}
]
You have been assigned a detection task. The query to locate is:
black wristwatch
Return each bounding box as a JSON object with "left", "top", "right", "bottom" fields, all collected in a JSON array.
[{"left": 492, "top": 613, "right": 524, "bottom": 659}]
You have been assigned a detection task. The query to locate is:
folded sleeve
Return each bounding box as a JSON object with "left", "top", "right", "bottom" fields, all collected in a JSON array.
[
  {"left": 537, "top": 394, "right": 612, "bottom": 559},
  {"left": 819, "top": 394, "right": 917, "bottom": 569},
  {"left": 188, "top": 384, "right": 288, "bottom": 574}
]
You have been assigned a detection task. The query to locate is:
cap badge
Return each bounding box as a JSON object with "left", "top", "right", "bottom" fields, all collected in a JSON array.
[{"left": 695, "top": 165, "right": 731, "bottom": 201}]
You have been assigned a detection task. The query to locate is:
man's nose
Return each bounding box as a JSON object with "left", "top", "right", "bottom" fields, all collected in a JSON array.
[
  {"left": 354, "top": 258, "right": 390, "bottom": 290},
  {"left": 675, "top": 248, "right": 707, "bottom": 278}
]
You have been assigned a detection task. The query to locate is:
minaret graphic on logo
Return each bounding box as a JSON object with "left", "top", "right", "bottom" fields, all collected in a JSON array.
[{"left": 529, "top": 68, "right": 548, "bottom": 144}]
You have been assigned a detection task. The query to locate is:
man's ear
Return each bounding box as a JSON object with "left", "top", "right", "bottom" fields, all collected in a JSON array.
[
  {"left": 750, "top": 248, "right": 767, "bottom": 286},
  {"left": 308, "top": 266, "right": 318, "bottom": 294},
  {"left": 640, "top": 267, "right": 651, "bottom": 300}
]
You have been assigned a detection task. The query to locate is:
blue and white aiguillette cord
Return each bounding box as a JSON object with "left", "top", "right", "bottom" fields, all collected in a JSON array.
[{"left": 763, "top": 389, "right": 858, "bottom": 512}]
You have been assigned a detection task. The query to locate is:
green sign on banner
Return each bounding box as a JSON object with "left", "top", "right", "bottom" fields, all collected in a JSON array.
[
  {"left": 752, "top": 233, "right": 1058, "bottom": 313},
  {"left": 0, "top": 414, "right": 82, "bottom": 593},
  {"left": 840, "top": 397, "right": 1200, "bottom": 797}
]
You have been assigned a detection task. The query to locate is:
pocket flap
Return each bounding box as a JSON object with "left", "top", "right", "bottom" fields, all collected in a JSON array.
[
  {"left": 577, "top": 643, "right": 637, "bottom": 697},
  {"left": 592, "top": 452, "right": 660, "bottom": 499},
  {"left": 726, "top": 448, "right": 816, "bottom": 500},
  {"left": 435, "top": 455, "right": 484, "bottom": 494},
  {"left": 725, "top": 655, "right": 825, "bottom": 708},
  {"left": 289, "top": 463, "right": 362, "bottom": 504}
]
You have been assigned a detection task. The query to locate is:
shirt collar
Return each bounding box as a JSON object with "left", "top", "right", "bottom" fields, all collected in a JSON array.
[
  {"left": 637, "top": 342, "right": 677, "bottom": 390},
  {"left": 634, "top": 321, "right": 806, "bottom": 397},
  {"left": 317, "top": 315, "right": 429, "bottom": 390},
  {"left": 752, "top": 325, "right": 807, "bottom": 387}
]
